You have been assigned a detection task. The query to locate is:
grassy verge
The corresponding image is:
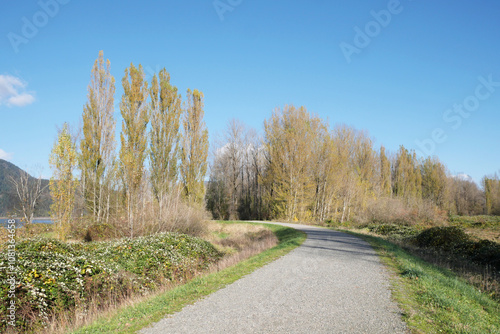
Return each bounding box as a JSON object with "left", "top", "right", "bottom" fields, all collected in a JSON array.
[
  {"left": 342, "top": 230, "right": 500, "bottom": 334},
  {"left": 70, "top": 223, "right": 306, "bottom": 334}
]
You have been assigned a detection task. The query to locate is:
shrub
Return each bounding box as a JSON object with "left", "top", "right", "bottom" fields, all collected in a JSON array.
[
  {"left": 0, "top": 233, "right": 223, "bottom": 332},
  {"left": 415, "top": 226, "right": 500, "bottom": 271},
  {"left": 416, "top": 226, "right": 471, "bottom": 252},
  {"left": 367, "top": 224, "right": 419, "bottom": 239},
  {"left": 470, "top": 240, "right": 500, "bottom": 269},
  {"left": 360, "top": 197, "right": 446, "bottom": 226}
]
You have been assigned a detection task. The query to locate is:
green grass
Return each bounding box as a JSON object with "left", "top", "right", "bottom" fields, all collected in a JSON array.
[
  {"left": 449, "top": 215, "right": 500, "bottom": 228},
  {"left": 213, "top": 231, "right": 229, "bottom": 239},
  {"left": 70, "top": 223, "right": 306, "bottom": 334},
  {"left": 343, "top": 230, "right": 500, "bottom": 334}
]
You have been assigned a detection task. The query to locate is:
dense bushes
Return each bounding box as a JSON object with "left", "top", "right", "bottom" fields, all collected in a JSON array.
[
  {"left": 415, "top": 226, "right": 500, "bottom": 270},
  {"left": 0, "top": 233, "right": 223, "bottom": 332},
  {"left": 367, "top": 224, "right": 419, "bottom": 239},
  {"left": 416, "top": 226, "right": 470, "bottom": 252}
]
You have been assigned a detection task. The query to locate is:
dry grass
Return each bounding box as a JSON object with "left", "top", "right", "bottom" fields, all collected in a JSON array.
[
  {"left": 355, "top": 197, "right": 447, "bottom": 227},
  {"left": 204, "top": 221, "right": 279, "bottom": 271},
  {"left": 464, "top": 227, "right": 500, "bottom": 243},
  {"left": 70, "top": 189, "right": 209, "bottom": 242},
  {"left": 38, "top": 221, "right": 277, "bottom": 334}
]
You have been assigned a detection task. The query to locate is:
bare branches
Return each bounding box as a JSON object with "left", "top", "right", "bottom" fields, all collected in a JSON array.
[{"left": 8, "top": 166, "right": 47, "bottom": 225}]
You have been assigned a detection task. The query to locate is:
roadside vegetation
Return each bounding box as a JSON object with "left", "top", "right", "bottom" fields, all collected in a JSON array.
[
  {"left": 67, "top": 223, "right": 304, "bottom": 334},
  {"left": 0, "top": 231, "right": 222, "bottom": 333},
  {"left": 0, "top": 221, "right": 285, "bottom": 333},
  {"left": 329, "top": 214, "right": 500, "bottom": 333},
  {"left": 349, "top": 231, "right": 500, "bottom": 333}
]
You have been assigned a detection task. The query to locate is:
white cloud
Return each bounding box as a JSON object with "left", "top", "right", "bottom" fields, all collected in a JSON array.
[
  {"left": 0, "top": 74, "right": 35, "bottom": 107},
  {"left": 0, "top": 148, "right": 13, "bottom": 160},
  {"left": 453, "top": 173, "right": 474, "bottom": 182}
]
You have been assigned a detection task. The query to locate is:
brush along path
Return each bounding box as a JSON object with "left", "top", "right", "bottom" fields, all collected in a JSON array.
[{"left": 140, "top": 223, "right": 407, "bottom": 334}]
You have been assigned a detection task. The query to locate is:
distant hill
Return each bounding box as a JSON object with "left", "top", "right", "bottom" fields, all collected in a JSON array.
[{"left": 0, "top": 159, "right": 51, "bottom": 217}]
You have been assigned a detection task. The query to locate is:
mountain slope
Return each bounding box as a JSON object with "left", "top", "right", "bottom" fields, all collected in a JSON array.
[{"left": 0, "top": 159, "right": 51, "bottom": 217}]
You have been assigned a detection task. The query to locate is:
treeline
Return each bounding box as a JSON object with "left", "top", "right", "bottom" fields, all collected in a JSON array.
[
  {"left": 45, "top": 52, "right": 499, "bottom": 233},
  {"left": 207, "top": 105, "right": 499, "bottom": 223},
  {"left": 48, "top": 51, "right": 209, "bottom": 240}
]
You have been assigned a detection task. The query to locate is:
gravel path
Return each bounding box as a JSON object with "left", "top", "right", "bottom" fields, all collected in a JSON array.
[{"left": 140, "top": 223, "right": 407, "bottom": 334}]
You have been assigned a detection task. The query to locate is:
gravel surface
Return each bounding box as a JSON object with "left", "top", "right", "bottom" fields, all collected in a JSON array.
[{"left": 140, "top": 223, "right": 407, "bottom": 334}]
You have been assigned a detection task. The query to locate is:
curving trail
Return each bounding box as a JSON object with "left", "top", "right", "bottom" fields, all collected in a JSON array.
[{"left": 140, "top": 223, "right": 407, "bottom": 334}]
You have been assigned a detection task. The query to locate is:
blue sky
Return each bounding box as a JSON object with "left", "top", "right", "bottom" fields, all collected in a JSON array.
[{"left": 1, "top": 0, "right": 499, "bottom": 184}]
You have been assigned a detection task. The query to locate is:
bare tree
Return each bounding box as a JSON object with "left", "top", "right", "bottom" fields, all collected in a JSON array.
[{"left": 9, "top": 166, "right": 48, "bottom": 229}]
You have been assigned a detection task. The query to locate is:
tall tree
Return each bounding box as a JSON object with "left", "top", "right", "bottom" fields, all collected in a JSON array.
[
  {"left": 206, "top": 119, "right": 262, "bottom": 220},
  {"left": 421, "top": 156, "right": 447, "bottom": 208},
  {"left": 149, "top": 68, "right": 181, "bottom": 213},
  {"left": 263, "top": 105, "right": 325, "bottom": 221},
  {"left": 80, "top": 50, "right": 116, "bottom": 224},
  {"left": 240, "top": 128, "right": 265, "bottom": 220},
  {"left": 49, "top": 123, "right": 78, "bottom": 240},
  {"left": 393, "top": 145, "right": 421, "bottom": 201},
  {"left": 333, "top": 125, "right": 358, "bottom": 223},
  {"left": 450, "top": 177, "right": 484, "bottom": 215},
  {"left": 312, "top": 131, "right": 338, "bottom": 221},
  {"left": 119, "top": 63, "right": 149, "bottom": 237},
  {"left": 379, "top": 146, "right": 392, "bottom": 196},
  {"left": 353, "top": 130, "right": 377, "bottom": 208},
  {"left": 483, "top": 174, "right": 500, "bottom": 215},
  {"left": 214, "top": 119, "right": 246, "bottom": 218},
  {"left": 180, "top": 89, "right": 209, "bottom": 205}
]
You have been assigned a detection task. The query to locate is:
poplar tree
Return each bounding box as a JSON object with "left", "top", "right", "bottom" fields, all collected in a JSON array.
[
  {"left": 263, "top": 105, "right": 324, "bottom": 221},
  {"left": 394, "top": 146, "right": 411, "bottom": 199},
  {"left": 380, "top": 146, "right": 392, "bottom": 196},
  {"left": 80, "top": 50, "right": 116, "bottom": 224},
  {"left": 119, "top": 63, "right": 149, "bottom": 237},
  {"left": 394, "top": 146, "right": 421, "bottom": 201},
  {"left": 421, "top": 156, "right": 447, "bottom": 207},
  {"left": 353, "top": 131, "right": 377, "bottom": 203},
  {"left": 333, "top": 125, "right": 358, "bottom": 223},
  {"left": 49, "top": 123, "right": 78, "bottom": 240},
  {"left": 484, "top": 177, "right": 493, "bottom": 215},
  {"left": 180, "top": 89, "right": 209, "bottom": 205},
  {"left": 483, "top": 174, "right": 500, "bottom": 215},
  {"left": 312, "top": 131, "right": 337, "bottom": 221},
  {"left": 149, "top": 69, "right": 181, "bottom": 211}
]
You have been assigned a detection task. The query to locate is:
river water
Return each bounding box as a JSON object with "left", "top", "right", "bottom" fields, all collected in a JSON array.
[{"left": 0, "top": 218, "right": 53, "bottom": 228}]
